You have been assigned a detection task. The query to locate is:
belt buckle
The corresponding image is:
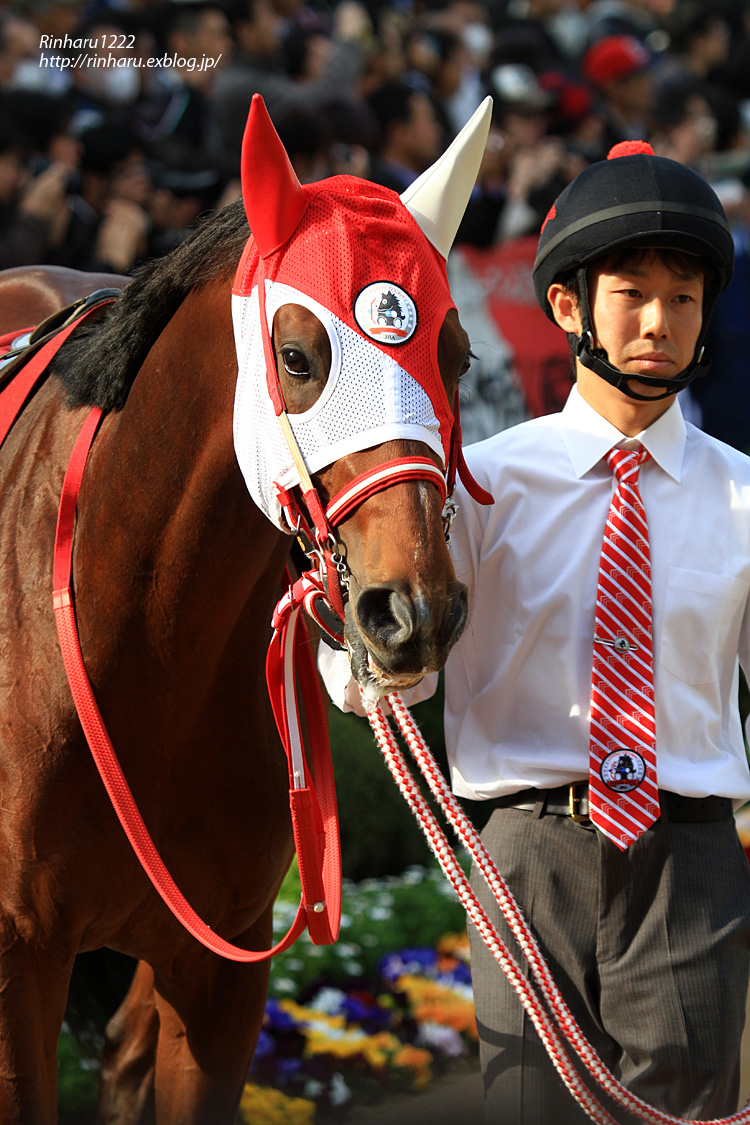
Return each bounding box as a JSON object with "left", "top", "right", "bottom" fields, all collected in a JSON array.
[{"left": 568, "top": 783, "right": 589, "bottom": 823}]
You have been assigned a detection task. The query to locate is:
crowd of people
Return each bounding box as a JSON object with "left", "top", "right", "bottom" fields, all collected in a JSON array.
[{"left": 1, "top": 0, "right": 750, "bottom": 440}]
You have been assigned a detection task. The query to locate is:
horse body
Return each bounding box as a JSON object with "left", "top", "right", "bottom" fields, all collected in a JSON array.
[
  {"left": 0, "top": 278, "right": 468, "bottom": 1123},
  {"left": 0, "top": 275, "right": 296, "bottom": 1121},
  {"left": 0, "top": 93, "right": 491, "bottom": 1122}
]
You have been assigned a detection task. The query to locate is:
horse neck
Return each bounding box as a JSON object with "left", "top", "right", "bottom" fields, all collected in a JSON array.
[{"left": 74, "top": 277, "right": 289, "bottom": 681}]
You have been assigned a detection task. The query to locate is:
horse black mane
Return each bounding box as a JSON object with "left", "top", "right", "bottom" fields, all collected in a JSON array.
[{"left": 54, "top": 199, "right": 250, "bottom": 411}]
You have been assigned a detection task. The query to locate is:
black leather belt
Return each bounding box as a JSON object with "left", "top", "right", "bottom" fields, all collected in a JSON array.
[{"left": 489, "top": 784, "right": 734, "bottom": 824}]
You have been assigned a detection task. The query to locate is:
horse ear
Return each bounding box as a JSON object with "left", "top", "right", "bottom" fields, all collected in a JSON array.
[
  {"left": 241, "top": 94, "right": 308, "bottom": 258},
  {"left": 401, "top": 97, "right": 493, "bottom": 259}
]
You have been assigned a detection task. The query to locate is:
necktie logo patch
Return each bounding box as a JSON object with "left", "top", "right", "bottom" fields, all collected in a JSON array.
[
  {"left": 600, "top": 749, "right": 647, "bottom": 792},
  {"left": 354, "top": 282, "right": 418, "bottom": 345}
]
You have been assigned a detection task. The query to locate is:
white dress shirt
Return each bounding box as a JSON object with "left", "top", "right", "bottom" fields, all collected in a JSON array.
[{"left": 320, "top": 386, "right": 750, "bottom": 803}]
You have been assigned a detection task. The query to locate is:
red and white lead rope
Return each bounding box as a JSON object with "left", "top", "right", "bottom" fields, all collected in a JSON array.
[{"left": 368, "top": 692, "right": 750, "bottom": 1125}]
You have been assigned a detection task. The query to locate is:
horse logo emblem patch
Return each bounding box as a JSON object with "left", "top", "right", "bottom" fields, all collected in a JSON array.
[
  {"left": 354, "top": 282, "right": 417, "bottom": 345},
  {"left": 600, "top": 749, "right": 647, "bottom": 792}
]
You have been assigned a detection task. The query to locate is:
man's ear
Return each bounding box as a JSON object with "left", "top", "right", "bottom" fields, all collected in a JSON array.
[{"left": 547, "top": 283, "right": 582, "bottom": 335}]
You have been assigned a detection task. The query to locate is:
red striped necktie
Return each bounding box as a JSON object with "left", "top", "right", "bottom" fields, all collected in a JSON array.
[{"left": 589, "top": 445, "right": 659, "bottom": 849}]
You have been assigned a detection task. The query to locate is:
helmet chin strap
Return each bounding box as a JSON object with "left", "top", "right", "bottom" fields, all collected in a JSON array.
[{"left": 571, "top": 266, "right": 710, "bottom": 404}]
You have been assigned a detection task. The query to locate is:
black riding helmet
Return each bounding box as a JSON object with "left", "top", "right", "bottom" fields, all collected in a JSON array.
[{"left": 533, "top": 140, "right": 735, "bottom": 401}]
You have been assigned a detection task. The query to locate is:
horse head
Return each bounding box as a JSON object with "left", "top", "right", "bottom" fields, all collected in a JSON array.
[{"left": 232, "top": 95, "right": 492, "bottom": 695}]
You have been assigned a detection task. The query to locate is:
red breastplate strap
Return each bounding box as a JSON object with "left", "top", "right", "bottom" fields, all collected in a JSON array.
[
  {"left": 0, "top": 311, "right": 95, "bottom": 450},
  {"left": 52, "top": 409, "right": 341, "bottom": 960}
]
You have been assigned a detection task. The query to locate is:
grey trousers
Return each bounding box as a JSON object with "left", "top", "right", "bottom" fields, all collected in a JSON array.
[{"left": 468, "top": 807, "right": 750, "bottom": 1124}]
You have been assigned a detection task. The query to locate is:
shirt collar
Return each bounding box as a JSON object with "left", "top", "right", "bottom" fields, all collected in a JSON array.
[{"left": 560, "top": 385, "right": 686, "bottom": 482}]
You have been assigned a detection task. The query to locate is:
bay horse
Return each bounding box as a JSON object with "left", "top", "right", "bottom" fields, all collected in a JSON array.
[{"left": 0, "top": 94, "right": 491, "bottom": 1123}]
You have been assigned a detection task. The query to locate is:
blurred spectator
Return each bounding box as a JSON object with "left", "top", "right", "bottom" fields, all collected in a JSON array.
[
  {"left": 581, "top": 34, "right": 656, "bottom": 146},
  {"left": 365, "top": 78, "right": 443, "bottom": 191},
  {"left": 50, "top": 115, "right": 150, "bottom": 274},
  {"left": 538, "top": 70, "right": 607, "bottom": 158},
  {"left": 693, "top": 216, "right": 750, "bottom": 451},
  {"left": 135, "top": 2, "right": 231, "bottom": 161},
  {"left": 0, "top": 11, "right": 39, "bottom": 90},
  {"left": 275, "top": 104, "right": 334, "bottom": 183},
  {"left": 661, "top": 1, "right": 731, "bottom": 83},
  {"left": 403, "top": 24, "right": 466, "bottom": 134},
  {"left": 489, "top": 17, "right": 563, "bottom": 75},
  {"left": 212, "top": 0, "right": 370, "bottom": 156},
  {"left": 1, "top": 89, "right": 79, "bottom": 167},
  {"left": 0, "top": 111, "right": 73, "bottom": 269},
  {"left": 66, "top": 15, "right": 145, "bottom": 135},
  {"left": 581, "top": 0, "right": 668, "bottom": 54},
  {"left": 650, "top": 76, "right": 719, "bottom": 166},
  {"left": 487, "top": 62, "right": 554, "bottom": 150},
  {"left": 148, "top": 156, "right": 224, "bottom": 257},
  {"left": 13, "top": 0, "right": 85, "bottom": 43}
]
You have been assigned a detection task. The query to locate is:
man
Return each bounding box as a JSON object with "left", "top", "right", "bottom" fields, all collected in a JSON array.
[
  {"left": 322, "top": 140, "right": 750, "bottom": 1121},
  {"left": 135, "top": 3, "right": 232, "bottom": 161},
  {"left": 581, "top": 35, "right": 656, "bottom": 149},
  {"left": 211, "top": 0, "right": 369, "bottom": 158},
  {"left": 365, "top": 80, "right": 443, "bottom": 193}
]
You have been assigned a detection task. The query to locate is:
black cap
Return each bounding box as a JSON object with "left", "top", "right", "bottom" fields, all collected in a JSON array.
[{"left": 533, "top": 140, "right": 734, "bottom": 321}]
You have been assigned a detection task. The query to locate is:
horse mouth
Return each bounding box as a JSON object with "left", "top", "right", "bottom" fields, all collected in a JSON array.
[{"left": 365, "top": 652, "right": 424, "bottom": 691}]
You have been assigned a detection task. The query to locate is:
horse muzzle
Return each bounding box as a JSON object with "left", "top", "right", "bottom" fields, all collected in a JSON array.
[{"left": 345, "top": 579, "right": 468, "bottom": 693}]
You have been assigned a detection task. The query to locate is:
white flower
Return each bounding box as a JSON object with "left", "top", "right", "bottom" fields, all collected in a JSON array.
[
  {"left": 330, "top": 1073, "right": 353, "bottom": 1106},
  {"left": 309, "top": 988, "right": 347, "bottom": 1015},
  {"left": 303, "top": 1079, "right": 325, "bottom": 1098},
  {"left": 335, "top": 942, "right": 361, "bottom": 958},
  {"left": 416, "top": 1022, "right": 467, "bottom": 1057},
  {"left": 272, "top": 978, "right": 297, "bottom": 994},
  {"left": 369, "top": 905, "right": 392, "bottom": 921}
]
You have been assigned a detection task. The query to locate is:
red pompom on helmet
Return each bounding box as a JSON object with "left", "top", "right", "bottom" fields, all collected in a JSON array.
[{"left": 607, "top": 140, "right": 654, "bottom": 159}]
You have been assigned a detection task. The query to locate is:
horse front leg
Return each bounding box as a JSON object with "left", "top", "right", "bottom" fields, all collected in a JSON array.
[
  {"left": 0, "top": 931, "right": 73, "bottom": 1124},
  {"left": 151, "top": 910, "right": 274, "bottom": 1125}
]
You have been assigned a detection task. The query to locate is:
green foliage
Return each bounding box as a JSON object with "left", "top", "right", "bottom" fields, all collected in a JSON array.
[
  {"left": 58, "top": 1025, "right": 99, "bottom": 1124},
  {"left": 329, "top": 678, "right": 450, "bottom": 882},
  {"left": 270, "top": 862, "right": 468, "bottom": 999}
]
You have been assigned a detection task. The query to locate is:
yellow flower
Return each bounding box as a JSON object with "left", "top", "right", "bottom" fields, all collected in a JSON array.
[
  {"left": 238, "top": 1082, "right": 315, "bottom": 1124},
  {"left": 437, "top": 931, "right": 471, "bottom": 962},
  {"left": 395, "top": 975, "right": 478, "bottom": 1039},
  {"left": 392, "top": 1045, "right": 434, "bottom": 1089}
]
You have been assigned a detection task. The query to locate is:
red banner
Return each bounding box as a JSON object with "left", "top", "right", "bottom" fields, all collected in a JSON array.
[{"left": 449, "top": 236, "right": 572, "bottom": 444}]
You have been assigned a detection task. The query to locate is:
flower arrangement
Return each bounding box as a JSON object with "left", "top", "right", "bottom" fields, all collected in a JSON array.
[
  {"left": 58, "top": 863, "right": 477, "bottom": 1123},
  {"left": 240, "top": 867, "right": 477, "bottom": 1120},
  {"left": 735, "top": 806, "right": 750, "bottom": 863}
]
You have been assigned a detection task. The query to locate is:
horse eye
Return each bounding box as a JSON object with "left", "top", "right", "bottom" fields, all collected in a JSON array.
[
  {"left": 281, "top": 347, "right": 311, "bottom": 378},
  {"left": 460, "top": 350, "right": 476, "bottom": 380}
]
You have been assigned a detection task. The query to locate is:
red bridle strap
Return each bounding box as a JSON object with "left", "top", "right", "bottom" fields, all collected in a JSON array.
[
  {"left": 52, "top": 408, "right": 340, "bottom": 960},
  {"left": 325, "top": 457, "right": 447, "bottom": 526},
  {"left": 276, "top": 456, "right": 448, "bottom": 629}
]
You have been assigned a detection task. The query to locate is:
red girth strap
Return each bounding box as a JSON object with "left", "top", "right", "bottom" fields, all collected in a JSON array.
[{"left": 52, "top": 409, "right": 341, "bottom": 959}]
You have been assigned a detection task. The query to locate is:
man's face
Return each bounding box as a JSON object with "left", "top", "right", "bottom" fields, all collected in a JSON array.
[
  {"left": 0, "top": 150, "right": 24, "bottom": 207},
  {"left": 587, "top": 250, "right": 704, "bottom": 397},
  {"left": 401, "top": 92, "right": 442, "bottom": 173},
  {"left": 547, "top": 248, "right": 706, "bottom": 432},
  {"left": 610, "top": 70, "right": 654, "bottom": 117},
  {"left": 172, "top": 8, "right": 232, "bottom": 67}
]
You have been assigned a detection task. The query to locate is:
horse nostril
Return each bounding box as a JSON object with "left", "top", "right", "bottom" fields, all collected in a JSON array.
[
  {"left": 354, "top": 582, "right": 468, "bottom": 660},
  {"left": 356, "top": 584, "right": 418, "bottom": 651},
  {"left": 438, "top": 584, "right": 468, "bottom": 648}
]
